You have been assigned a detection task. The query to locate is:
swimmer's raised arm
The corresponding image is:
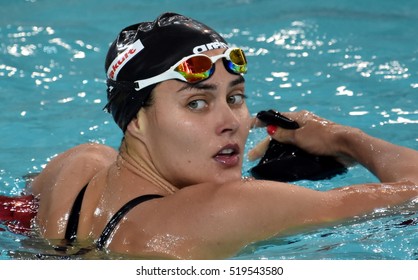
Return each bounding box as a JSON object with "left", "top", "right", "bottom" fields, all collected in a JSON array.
[
  {"left": 250, "top": 110, "right": 418, "bottom": 184},
  {"left": 137, "top": 173, "right": 418, "bottom": 259}
]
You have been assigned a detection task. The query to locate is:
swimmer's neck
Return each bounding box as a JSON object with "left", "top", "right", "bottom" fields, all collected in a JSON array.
[{"left": 118, "top": 136, "right": 178, "bottom": 195}]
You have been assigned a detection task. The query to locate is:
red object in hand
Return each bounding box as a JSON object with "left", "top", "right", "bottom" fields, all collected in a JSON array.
[{"left": 267, "top": 125, "right": 278, "bottom": 136}]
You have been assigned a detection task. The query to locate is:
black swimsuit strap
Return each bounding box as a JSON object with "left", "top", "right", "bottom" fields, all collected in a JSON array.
[
  {"left": 96, "top": 194, "right": 163, "bottom": 250},
  {"left": 65, "top": 185, "right": 88, "bottom": 241}
]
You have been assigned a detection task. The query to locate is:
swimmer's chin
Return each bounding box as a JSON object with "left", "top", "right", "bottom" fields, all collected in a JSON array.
[{"left": 210, "top": 171, "right": 245, "bottom": 185}]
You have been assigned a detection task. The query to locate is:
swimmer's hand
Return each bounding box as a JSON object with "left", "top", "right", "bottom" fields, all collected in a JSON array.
[{"left": 248, "top": 110, "right": 353, "bottom": 162}]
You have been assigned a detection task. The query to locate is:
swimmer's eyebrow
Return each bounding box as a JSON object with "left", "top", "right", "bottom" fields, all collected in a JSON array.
[{"left": 177, "top": 75, "right": 245, "bottom": 92}]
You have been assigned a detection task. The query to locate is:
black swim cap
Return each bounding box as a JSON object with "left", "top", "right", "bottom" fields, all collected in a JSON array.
[{"left": 104, "top": 12, "right": 228, "bottom": 132}]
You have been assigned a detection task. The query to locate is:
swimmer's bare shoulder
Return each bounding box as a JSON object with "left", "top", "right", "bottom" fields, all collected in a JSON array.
[
  {"left": 32, "top": 143, "right": 117, "bottom": 238},
  {"left": 105, "top": 178, "right": 418, "bottom": 259}
]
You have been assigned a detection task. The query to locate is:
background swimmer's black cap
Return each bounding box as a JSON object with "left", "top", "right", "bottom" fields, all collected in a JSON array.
[{"left": 104, "top": 12, "right": 228, "bottom": 132}]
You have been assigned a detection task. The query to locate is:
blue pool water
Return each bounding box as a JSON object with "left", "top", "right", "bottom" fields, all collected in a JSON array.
[{"left": 1, "top": 0, "right": 417, "bottom": 259}]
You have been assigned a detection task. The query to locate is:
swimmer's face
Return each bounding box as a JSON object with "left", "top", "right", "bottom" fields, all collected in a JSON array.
[{"left": 138, "top": 48, "right": 251, "bottom": 187}]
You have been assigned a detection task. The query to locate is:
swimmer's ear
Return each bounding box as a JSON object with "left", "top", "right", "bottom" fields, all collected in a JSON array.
[
  {"left": 126, "top": 110, "right": 146, "bottom": 140},
  {"left": 126, "top": 118, "right": 140, "bottom": 135}
]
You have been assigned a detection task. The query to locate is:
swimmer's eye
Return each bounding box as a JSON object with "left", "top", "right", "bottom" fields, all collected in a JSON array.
[
  {"left": 227, "top": 94, "right": 246, "bottom": 105},
  {"left": 187, "top": 99, "right": 208, "bottom": 110}
]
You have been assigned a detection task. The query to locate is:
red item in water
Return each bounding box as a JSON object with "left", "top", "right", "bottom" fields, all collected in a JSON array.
[{"left": 0, "top": 194, "right": 38, "bottom": 234}]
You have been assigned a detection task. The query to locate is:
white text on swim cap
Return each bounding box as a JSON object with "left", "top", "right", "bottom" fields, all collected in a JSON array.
[
  {"left": 107, "top": 39, "right": 145, "bottom": 80},
  {"left": 193, "top": 41, "right": 229, "bottom": 54}
]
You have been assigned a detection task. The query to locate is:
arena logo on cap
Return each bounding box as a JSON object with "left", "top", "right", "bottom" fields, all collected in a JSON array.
[
  {"left": 107, "top": 39, "right": 144, "bottom": 80},
  {"left": 193, "top": 41, "right": 229, "bottom": 54}
]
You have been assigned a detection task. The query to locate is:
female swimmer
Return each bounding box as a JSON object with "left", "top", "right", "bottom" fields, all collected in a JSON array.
[{"left": 4, "top": 12, "right": 418, "bottom": 259}]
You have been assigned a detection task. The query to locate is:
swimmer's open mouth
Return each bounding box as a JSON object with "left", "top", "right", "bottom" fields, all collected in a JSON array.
[{"left": 213, "top": 144, "right": 240, "bottom": 167}]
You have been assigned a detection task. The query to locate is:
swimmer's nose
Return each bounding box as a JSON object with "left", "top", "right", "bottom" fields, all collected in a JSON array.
[{"left": 215, "top": 105, "right": 240, "bottom": 135}]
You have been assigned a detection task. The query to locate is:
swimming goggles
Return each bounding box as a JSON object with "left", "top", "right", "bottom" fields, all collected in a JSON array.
[{"left": 134, "top": 47, "right": 247, "bottom": 91}]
